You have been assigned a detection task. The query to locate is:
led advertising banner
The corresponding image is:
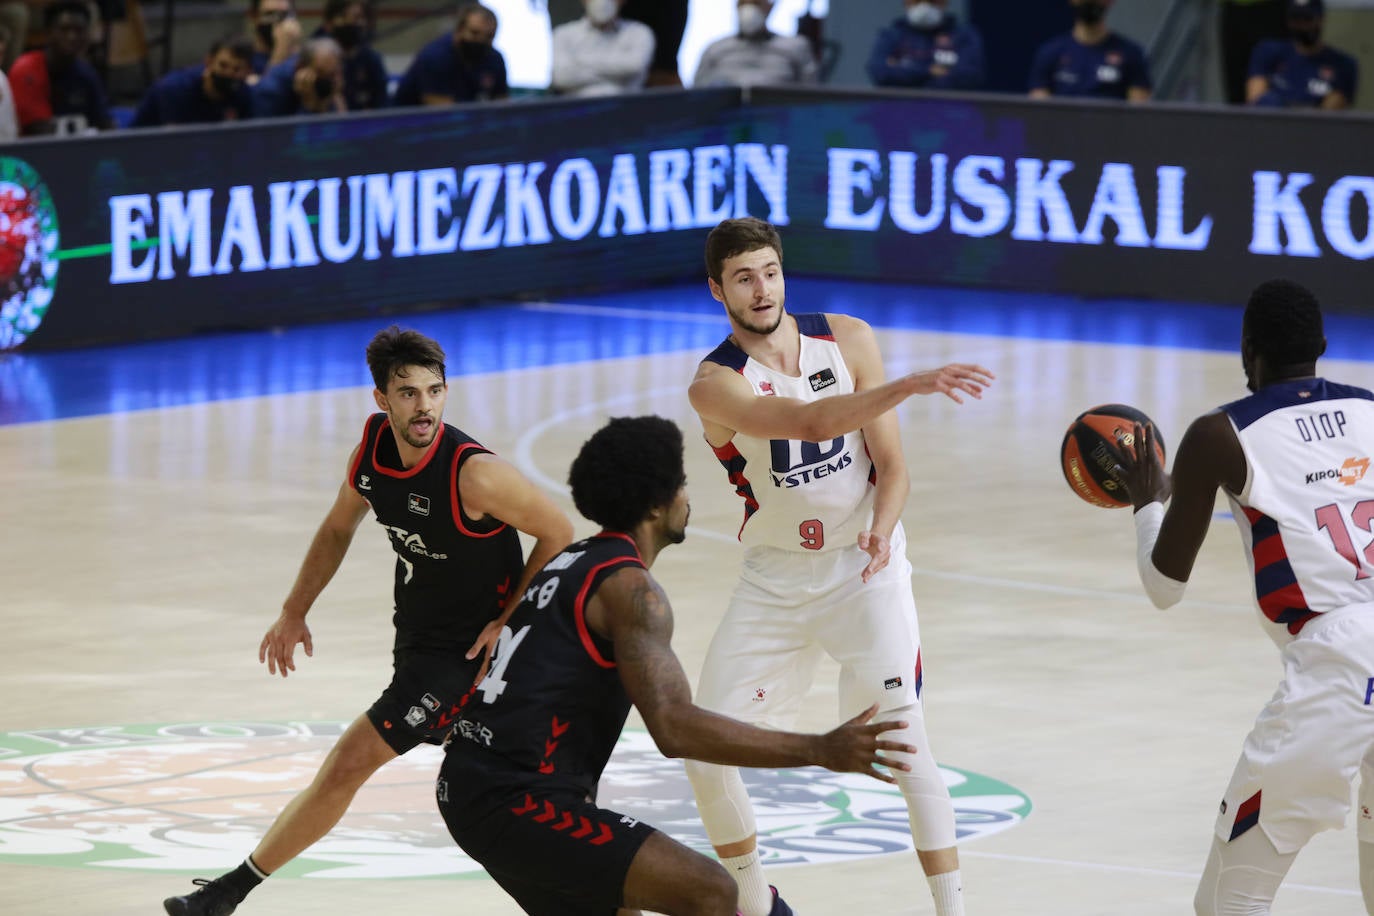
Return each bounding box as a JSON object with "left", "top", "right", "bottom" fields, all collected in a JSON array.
[
  {"left": 750, "top": 87, "right": 1374, "bottom": 313},
  {"left": 5, "top": 87, "right": 1371, "bottom": 350}
]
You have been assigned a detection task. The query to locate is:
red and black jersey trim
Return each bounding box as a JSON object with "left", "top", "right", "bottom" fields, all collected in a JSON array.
[
  {"left": 574, "top": 535, "right": 645, "bottom": 668},
  {"left": 449, "top": 443, "right": 509, "bottom": 539},
  {"left": 711, "top": 439, "right": 759, "bottom": 540},
  {"left": 1243, "top": 507, "right": 1318, "bottom": 636},
  {"left": 794, "top": 312, "right": 835, "bottom": 341},
  {"left": 1228, "top": 790, "right": 1262, "bottom": 841},
  {"left": 370, "top": 416, "right": 443, "bottom": 478}
]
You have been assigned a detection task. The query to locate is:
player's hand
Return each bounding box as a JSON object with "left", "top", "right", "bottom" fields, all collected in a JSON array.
[
  {"left": 856, "top": 530, "right": 890, "bottom": 583},
  {"left": 814, "top": 703, "right": 914, "bottom": 783},
  {"left": 259, "top": 613, "right": 313, "bottom": 678},
  {"left": 906, "top": 363, "right": 995, "bottom": 404},
  {"left": 1117, "top": 421, "right": 1172, "bottom": 510},
  {"left": 465, "top": 618, "right": 502, "bottom": 687}
]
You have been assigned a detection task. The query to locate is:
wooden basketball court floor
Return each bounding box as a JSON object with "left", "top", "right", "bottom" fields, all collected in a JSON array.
[{"left": 2, "top": 279, "right": 1372, "bottom": 915}]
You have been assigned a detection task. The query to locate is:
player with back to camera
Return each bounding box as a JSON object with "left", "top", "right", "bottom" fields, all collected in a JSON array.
[
  {"left": 684, "top": 216, "right": 994, "bottom": 916},
  {"left": 163, "top": 326, "right": 573, "bottom": 916},
  {"left": 437, "top": 415, "right": 916, "bottom": 916},
  {"left": 1118, "top": 278, "right": 1374, "bottom": 915}
]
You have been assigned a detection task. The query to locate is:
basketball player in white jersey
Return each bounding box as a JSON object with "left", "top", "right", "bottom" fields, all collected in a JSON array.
[
  {"left": 685, "top": 216, "right": 995, "bottom": 916},
  {"left": 1120, "top": 278, "right": 1374, "bottom": 915}
]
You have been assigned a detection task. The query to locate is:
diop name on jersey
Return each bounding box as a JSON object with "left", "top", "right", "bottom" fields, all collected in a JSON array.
[{"left": 770, "top": 451, "right": 853, "bottom": 487}]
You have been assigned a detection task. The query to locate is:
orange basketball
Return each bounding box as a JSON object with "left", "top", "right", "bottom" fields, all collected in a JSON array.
[{"left": 1060, "top": 404, "right": 1166, "bottom": 508}]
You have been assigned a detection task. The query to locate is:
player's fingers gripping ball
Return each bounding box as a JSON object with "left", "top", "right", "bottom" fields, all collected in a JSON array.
[{"left": 1060, "top": 404, "right": 1166, "bottom": 508}]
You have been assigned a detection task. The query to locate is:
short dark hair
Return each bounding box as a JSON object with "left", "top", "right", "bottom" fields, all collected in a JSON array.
[
  {"left": 209, "top": 35, "right": 256, "bottom": 63},
  {"left": 324, "top": 0, "right": 365, "bottom": 21},
  {"left": 1244, "top": 279, "right": 1325, "bottom": 366},
  {"left": 457, "top": 2, "right": 497, "bottom": 29},
  {"left": 705, "top": 217, "right": 783, "bottom": 283},
  {"left": 44, "top": 1, "right": 91, "bottom": 28},
  {"left": 569, "top": 416, "right": 685, "bottom": 533},
  {"left": 365, "top": 326, "right": 447, "bottom": 391}
]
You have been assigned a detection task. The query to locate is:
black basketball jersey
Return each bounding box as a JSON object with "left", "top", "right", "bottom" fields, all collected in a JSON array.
[
  {"left": 445, "top": 533, "right": 645, "bottom": 797},
  {"left": 349, "top": 413, "right": 524, "bottom": 655}
]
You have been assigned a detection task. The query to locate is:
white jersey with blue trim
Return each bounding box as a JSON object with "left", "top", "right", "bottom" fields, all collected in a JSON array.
[
  {"left": 1221, "top": 378, "right": 1374, "bottom": 647},
  {"left": 701, "top": 313, "right": 877, "bottom": 553}
]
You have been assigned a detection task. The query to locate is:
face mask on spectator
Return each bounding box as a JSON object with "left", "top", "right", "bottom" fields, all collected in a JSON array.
[
  {"left": 586, "top": 0, "right": 618, "bottom": 26},
  {"left": 210, "top": 73, "right": 242, "bottom": 97},
  {"left": 738, "top": 3, "right": 767, "bottom": 36},
  {"left": 332, "top": 23, "right": 364, "bottom": 50},
  {"left": 257, "top": 12, "right": 287, "bottom": 46},
  {"left": 905, "top": 2, "right": 943, "bottom": 29},
  {"left": 1289, "top": 22, "right": 1320, "bottom": 46},
  {"left": 458, "top": 40, "right": 489, "bottom": 63},
  {"left": 1074, "top": 1, "right": 1107, "bottom": 25},
  {"left": 314, "top": 75, "right": 335, "bottom": 97}
]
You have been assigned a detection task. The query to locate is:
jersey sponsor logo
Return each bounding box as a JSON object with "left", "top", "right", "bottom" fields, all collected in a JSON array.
[
  {"left": 382, "top": 524, "right": 448, "bottom": 560},
  {"left": 884, "top": 676, "right": 903, "bottom": 690},
  {"left": 769, "top": 437, "right": 854, "bottom": 488},
  {"left": 543, "top": 549, "right": 587, "bottom": 572},
  {"left": 808, "top": 368, "right": 837, "bottom": 392},
  {"left": 0, "top": 722, "right": 1029, "bottom": 877},
  {"left": 0, "top": 157, "right": 60, "bottom": 351},
  {"left": 408, "top": 493, "right": 431, "bottom": 516},
  {"left": 421, "top": 693, "right": 441, "bottom": 711},
  {"left": 1304, "top": 456, "right": 1369, "bottom": 486}
]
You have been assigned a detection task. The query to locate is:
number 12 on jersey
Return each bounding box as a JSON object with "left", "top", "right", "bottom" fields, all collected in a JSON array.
[{"left": 1316, "top": 500, "right": 1374, "bottom": 580}]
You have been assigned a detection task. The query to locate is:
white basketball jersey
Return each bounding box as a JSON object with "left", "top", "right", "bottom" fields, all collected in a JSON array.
[
  {"left": 701, "top": 313, "right": 876, "bottom": 553},
  {"left": 1222, "top": 378, "right": 1374, "bottom": 647}
]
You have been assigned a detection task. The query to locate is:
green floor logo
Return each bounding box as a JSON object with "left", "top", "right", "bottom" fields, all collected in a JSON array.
[
  {"left": 0, "top": 722, "right": 1031, "bottom": 877},
  {"left": 0, "top": 156, "right": 58, "bottom": 350}
]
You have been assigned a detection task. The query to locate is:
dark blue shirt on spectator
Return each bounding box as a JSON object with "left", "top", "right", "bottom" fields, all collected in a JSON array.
[
  {"left": 867, "top": 14, "right": 985, "bottom": 90},
  {"left": 1029, "top": 32, "right": 1151, "bottom": 99},
  {"left": 311, "top": 27, "right": 389, "bottom": 110},
  {"left": 253, "top": 56, "right": 307, "bottom": 116},
  {"left": 251, "top": 49, "right": 271, "bottom": 76},
  {"left": 1249, "top": 39, "right": 1357, "bottom": 106},
  {"left": 393, "top": 34, "right": 508, "bottom": 106},
  {"left": 131, "top": 66, "right": 253, "bottom": 126}
]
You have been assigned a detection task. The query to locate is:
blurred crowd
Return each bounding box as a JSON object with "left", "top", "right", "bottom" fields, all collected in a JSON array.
[{"left": 3, "top": 0, "right": 1361, "bottom": 141}]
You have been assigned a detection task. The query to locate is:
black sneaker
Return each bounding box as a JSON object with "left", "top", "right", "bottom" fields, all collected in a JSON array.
[{"left": 163, "top": 877, "right": 240, "bottom": 916}]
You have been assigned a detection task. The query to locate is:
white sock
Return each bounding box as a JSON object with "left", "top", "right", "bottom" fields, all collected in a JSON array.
[
  {"left": 721, "top": 850, "right": 772, "bottom": 916},
  {"left": 928, "top": 869, "right": 964, "bottom": 916}
]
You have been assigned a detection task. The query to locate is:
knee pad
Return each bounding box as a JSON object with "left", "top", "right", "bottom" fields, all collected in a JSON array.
[
  {"left": 879, "top": 704, "right": 957, "bottom": 851},
  {"left": 684, "top": 759, "right": 756, "bottom": 847}
]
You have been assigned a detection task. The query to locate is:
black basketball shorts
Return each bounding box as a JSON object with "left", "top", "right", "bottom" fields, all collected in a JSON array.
[
  {"left": 365, "top": 651, "right": 482, "bottom": 755},
  {"left": 436, "top": 758, "right": 656, "bottom": 915}
]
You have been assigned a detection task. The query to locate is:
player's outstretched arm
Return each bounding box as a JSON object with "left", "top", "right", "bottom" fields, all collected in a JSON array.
[
  {"left": 592, "top": 568, "right": 914, "bottom": 782},
  {"left": 458, "top": 453, "right": 575, "bottom": 667},
  {"left": 689, "top": 357, "right": 992, "bottom": 445},
  {"left": 262, "top": 448, "right": 372, "bottom": 677}
]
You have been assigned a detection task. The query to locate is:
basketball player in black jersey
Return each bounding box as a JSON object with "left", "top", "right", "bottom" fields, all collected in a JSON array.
[
  {"left": 164, "top": 326, "right": 574, "bottom": 916},
  {"left": 436, "top": 415, "right": 915, "bottom": 916}
]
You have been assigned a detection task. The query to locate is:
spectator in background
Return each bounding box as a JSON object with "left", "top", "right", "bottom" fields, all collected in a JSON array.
[
  {"left": 316, "top": 0, "right": 388, "bottom": 110},
  {"left": 0, "top": 24, "right": 16, "bottom": 142},
  {"left": 393, "top": 3, "right": 508, "bottom": 107},
  {"left": 551, "top": 0, "right": 654, "bottom": 97},
  {"left": 11, "top": 0, "right": 111, "bottom": 136},
  {"left": 867, "top": 0, "right": 986, "bottom": 92},
  {"left": 1220, "top": 0, "right": 1285, "bottom": 104},
  {"left": 0, "top": 3, "right": 31, "bottom": 70},
  {"left": 253, "top": 36, "right": 346, "bottom": 117},
  {"left": 620, "top": 0, "right": 688, "bottom": 87},
  {"left": 248, "top": 0, "right": 301, "bottom": 80},
  {"left": 1028, "top": 0, "right": 1151, "bottom": 102},
  {"left": 131, "top": 35, "right": 254, "bottom": 127},
  {"left": 693, "top": 1, "right": 818, "bottom": 88},
  {"left": 1248, "top": 0, "right": 1357, "bottom": 109}
]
